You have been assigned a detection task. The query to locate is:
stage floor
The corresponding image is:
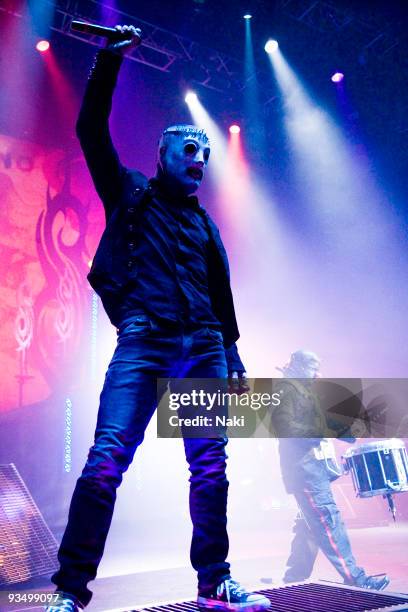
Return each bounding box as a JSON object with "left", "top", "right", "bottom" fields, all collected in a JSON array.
[
  {"left": 78, "top": 522, "right": 408, "bottom": 611},
  {"left": 4, "top": 522, "right": 408, "bottom": 612}
]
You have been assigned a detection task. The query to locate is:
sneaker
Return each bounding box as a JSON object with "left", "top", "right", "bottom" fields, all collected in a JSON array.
[
  {"left": 359, "top": 574, "right": 390, "bottom": 591},
  {"left": 198, "top": 578, "right": 270, "bottom": 611},
  {"left": 45, "top": 593, "right": 83, "bottom": 611}
]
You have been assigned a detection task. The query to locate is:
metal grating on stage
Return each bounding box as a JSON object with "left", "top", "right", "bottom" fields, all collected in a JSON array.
[
  {"left": 121, "top": 582, "right": 408, "bottom": 612},
  {"left": 259, "top": 582, "right": 408, "bottom": 612},
  {"left": 0, "top": 463, "right": 58, "bottom": 585}
]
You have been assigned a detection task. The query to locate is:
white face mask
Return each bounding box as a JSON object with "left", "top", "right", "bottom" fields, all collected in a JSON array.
[
  {"left": 303, "top": 362, "right": 321, "bottom": 379},
  {"left": 285, "top": 353, "right": 321, "bottom": 379},
  {"left": 160, "top": 135, "right": 211, "bottom": 195}
]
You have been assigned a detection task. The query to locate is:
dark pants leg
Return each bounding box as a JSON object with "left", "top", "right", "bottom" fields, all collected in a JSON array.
[
  {"left": 180, "top": 326, "right": 230, "bottom": 593},
  {"left": 52, "top": 322, "right": 230, "bottom": 605},
  {"left": 291, "top": 472, "right": 366, "bottom": 585},
  {"left": 283, "top": 512, "right": 319, "bottom": 582}
]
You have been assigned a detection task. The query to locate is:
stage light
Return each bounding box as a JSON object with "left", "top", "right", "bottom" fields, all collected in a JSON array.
[
  {"left": 243, "top": 14, "right": 252, "bottom": 19},
  {"left": 185, "top": 91, "right": 198, "bottom": 104},
  {"left": 331, "top": 72, "right": 344, "bottom": 83},
  {"left": 229, "top": 124, "right": 240, "bottom": 134},
  {"left": 264, "top": 39, "right": 279, "bottom": 54},
  {"left": 36, "top": 40, "right": 50, "bottom": 52}
]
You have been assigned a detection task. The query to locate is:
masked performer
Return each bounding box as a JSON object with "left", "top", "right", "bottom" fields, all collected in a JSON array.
[
  {"left": 47, "top": 25, "right": 269, "bottom": 612},
  {"left": 274, "top": 350, "right": 389, "bottom": 590}
]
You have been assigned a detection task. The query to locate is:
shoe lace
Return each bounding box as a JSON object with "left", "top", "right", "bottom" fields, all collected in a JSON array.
[
  {"left": 217, "top": 579, "right": 246, "bottom": 601},
  {"left": 366, "top": 574, "right": 387, "bottom": 587},
  {"left": 46, "top": 598, "right": 77, "bottom": 612}
]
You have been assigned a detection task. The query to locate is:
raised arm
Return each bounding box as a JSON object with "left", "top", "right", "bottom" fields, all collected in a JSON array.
[{"left": 76, "top": 25, "right": 141, "bottom": 220}]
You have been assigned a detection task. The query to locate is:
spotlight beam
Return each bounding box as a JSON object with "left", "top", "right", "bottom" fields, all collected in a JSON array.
[
  {"left": 185, "top": 91, "right": 198, "bottom": 104},
  {"left": 185, "top": 92, "right": 227, "bottom": 184},
  {"left": 36, "top": 39, "right": 50, "bottom": 52},
  {"left": 265, "top": 39, "right": 279, "bottom": 54},
  {"left": 331, "top": 72, "right": 344, "bottom": 83}
]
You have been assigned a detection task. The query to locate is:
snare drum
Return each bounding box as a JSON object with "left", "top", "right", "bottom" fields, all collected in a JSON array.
[{"left": 343, "top": 438, "right": 408, "bottom": 498}]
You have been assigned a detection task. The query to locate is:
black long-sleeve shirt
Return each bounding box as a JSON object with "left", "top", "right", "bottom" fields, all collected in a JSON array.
[{"left": 116, "top": 180, "right": 221, "bottom": 328}]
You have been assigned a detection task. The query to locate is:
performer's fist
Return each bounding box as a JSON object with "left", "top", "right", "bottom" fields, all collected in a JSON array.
[
  {"left": 106, "top": 25, "right": 142, "bottom": 55},
  {"left": 228, "top": 371, "right": 250, "bottom": 395},
  {"left": 350, "top": 418, "right": 369, "bottom": 438}
]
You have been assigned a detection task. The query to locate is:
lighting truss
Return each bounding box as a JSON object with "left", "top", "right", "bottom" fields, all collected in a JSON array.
[
  {"left": 0, "top": 0, "right": 405, "bottom": 135},
  {"left": 278, "top": 0, "right": 400, "bottom": 58},
  {"left": 276, "top": 0, "right": 407, "bottom": 135},
  {"left": 0, "top": 0, "right": 250, "bottom": 95}
]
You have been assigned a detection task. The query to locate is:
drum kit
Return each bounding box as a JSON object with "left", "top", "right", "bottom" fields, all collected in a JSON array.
[{"left": 342, "top": 438, "right": 408, "bottom": 521}]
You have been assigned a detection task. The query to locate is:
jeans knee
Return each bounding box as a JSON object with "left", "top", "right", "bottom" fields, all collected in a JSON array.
[
  {"left": 186, "top": 435, "right": 227, "bottom": 464},
  {"left": 189, "top": 458, "right": 229, "bottom": 492},
  {"left": 80, "top": 443, "right": 132, "bottom": 489}
]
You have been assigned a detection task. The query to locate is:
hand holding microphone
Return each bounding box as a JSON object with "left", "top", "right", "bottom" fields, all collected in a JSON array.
[
  {"left": 71, "top": 21, "right": 142, "bottom": 55},
  {"left": 106, "top": 25, "right": 142, "bottom": 55}
]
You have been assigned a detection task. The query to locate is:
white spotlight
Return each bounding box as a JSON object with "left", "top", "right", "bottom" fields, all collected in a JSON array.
[
  {"left": 264, "top": 39, "right": 279, "bottom": 54},
  {"left": 243, "top": 14, "right": 252, "bottom": 19},
  {"left": 185, "top": 91, "right": 198, "bottom": 104}
]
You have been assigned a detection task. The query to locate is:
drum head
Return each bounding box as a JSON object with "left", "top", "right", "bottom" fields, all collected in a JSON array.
[{"left": 343, "top": 438, "right": 405, "bottom": 458}]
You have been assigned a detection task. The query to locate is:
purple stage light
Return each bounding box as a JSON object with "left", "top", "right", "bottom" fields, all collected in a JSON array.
[{"left": 331, "top": 72, "right": 344, "bottom": 83}]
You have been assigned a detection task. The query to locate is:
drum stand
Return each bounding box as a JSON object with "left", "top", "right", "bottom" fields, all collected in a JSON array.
[{"left": 384, "top": 493, "right": 396, "bottom": 521}]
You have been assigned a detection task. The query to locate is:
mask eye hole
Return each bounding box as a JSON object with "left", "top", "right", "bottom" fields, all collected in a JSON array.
[
  {"left": 184, "top": 142, "right": 198, "bottom": 155},
  {"left": 203, "top": 149, "right": 210, "bottom": 162}
]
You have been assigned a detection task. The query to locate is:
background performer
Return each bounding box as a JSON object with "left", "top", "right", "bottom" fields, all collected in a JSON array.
[{"left": 274, "top": 350, "right": 389, "bottom": 590}]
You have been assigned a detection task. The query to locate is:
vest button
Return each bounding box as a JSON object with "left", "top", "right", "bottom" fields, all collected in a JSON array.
[
  {"left": 128, "top": 207, "right": 135, "bottom": 214},
  {"left": 127, "top": 260, "right": 133, "bottom": 268},
  {"left": 128, "top": 224, "right": 134, "bottom": 232}
]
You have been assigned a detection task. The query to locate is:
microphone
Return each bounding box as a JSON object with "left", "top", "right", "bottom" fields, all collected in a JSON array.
[{"left": 71, "top": 20, "right": 141, "bottom": 43}]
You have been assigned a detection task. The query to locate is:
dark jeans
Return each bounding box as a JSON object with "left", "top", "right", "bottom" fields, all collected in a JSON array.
[
  {"left": 52, "top": 315, "right": 230, "bottom": 606},
  {"left": 283, "top": 457, "right": 366, "bottom": 585}
]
